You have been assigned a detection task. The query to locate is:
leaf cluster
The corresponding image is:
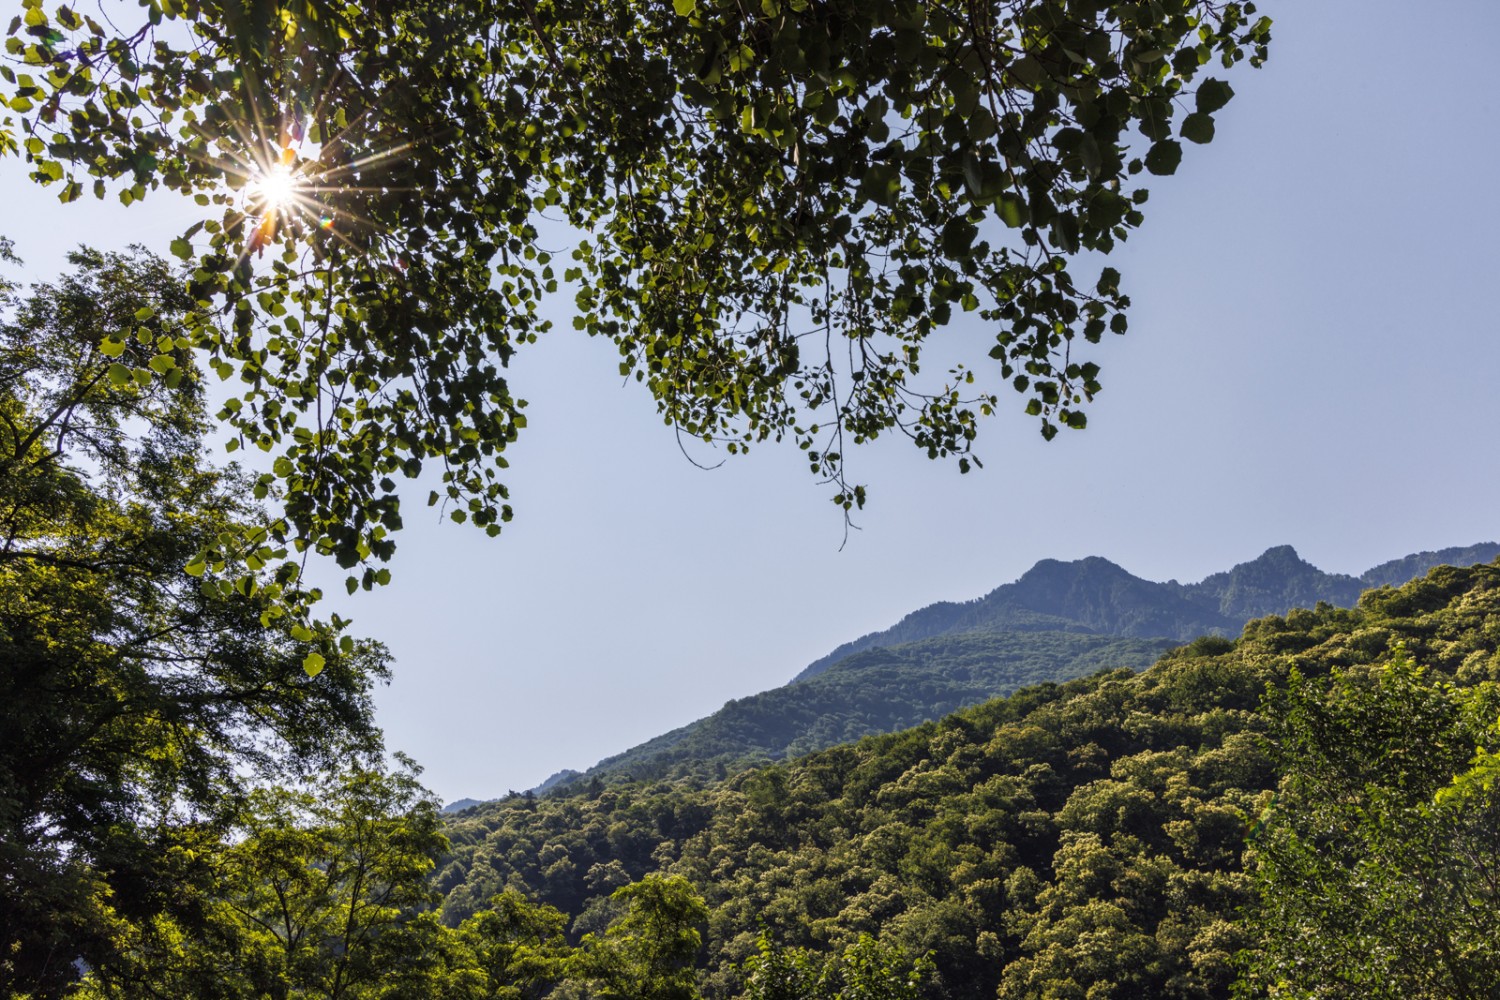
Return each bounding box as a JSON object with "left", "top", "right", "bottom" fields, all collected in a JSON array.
[
  {"left": 1238, "top": 649, "right": 1500, "bottom": 999},
  {"left": 2, "top": 0, "right": 1271, "bottom": 588}
]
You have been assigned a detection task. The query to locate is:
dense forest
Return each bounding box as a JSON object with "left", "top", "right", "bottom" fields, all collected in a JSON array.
[
  {"left": 29, "top": 556, "right": 1495, "bottom": 999},
  {"left": 433, "top": 561, "right": 1500, "bottom": 998}
]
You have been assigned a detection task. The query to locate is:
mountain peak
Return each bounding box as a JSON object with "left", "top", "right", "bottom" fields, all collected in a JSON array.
[
  {"left": 1190, "top": 545, "right": 1360, "bottom": 620},
  {"left": 793, "top": 543, "right": 1500, "bottom": 686},
  {"left": 1244, "top": 544, "right": 1308, "bottom": 568},
  {"left": 1256, "top": 543, "right": 1301, "bottom": 561},
  {"left": 1016, "top": 555, "right": 1131, "bottom": 583},
  {"left": 535, "top": 542, "right": 1500, "bottom": 795}
]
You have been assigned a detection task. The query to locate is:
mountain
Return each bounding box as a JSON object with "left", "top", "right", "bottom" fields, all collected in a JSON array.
[
  {"left": 533, "top": 769, "right": 582, "bottom": 794},
  {"left": 440, "top": 797, "right": 485, "bottom": 815},
  {"left": 791, "top": 555, "right": 1230, "bottom": 682},
  {"left": 795, "top": 543, "right": 1478, "bottom": 683},
  {"left": 531, "top": 542, "right": 1497, "bottom": 793},
  {"left": 1175, "top": 543, "right": 1364, "bottom": 620}
]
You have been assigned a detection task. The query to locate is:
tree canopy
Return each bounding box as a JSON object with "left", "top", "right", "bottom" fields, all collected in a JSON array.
[
  {"left": 0, "top": 243, "right": 388, "bottom": 998},
  {"left": 1, "top": 0, "right": 1270, "bottom": 589},
  {"left": 1239, "top": 650, "right": 1500, "bottom": 998}
]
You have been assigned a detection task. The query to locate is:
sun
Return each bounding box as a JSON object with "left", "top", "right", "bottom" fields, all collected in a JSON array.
[
  {"left": 242, "top": 147, "right": 315, "bottom": 255},
  {"left": 248, "top": 158, "right": 302, "bottom": 216},
  {"left": 220, "top": 101, "right": 421, "bottom": 256}
]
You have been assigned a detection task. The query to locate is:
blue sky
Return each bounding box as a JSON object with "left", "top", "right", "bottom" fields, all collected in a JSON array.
[{"left": 4, "top": 0, "right": 1498, "bottom": 801}]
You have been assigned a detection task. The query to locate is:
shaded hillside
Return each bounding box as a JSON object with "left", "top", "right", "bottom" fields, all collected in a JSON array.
[
  {"left": 794, "top": 556, "right": 1240, "bottom": 682},
  {"left": 572, "top": 632, "right": 1177, "bottom": 785},
  {"left": 1360, "top": 541, "right": 1500, "bottom": 588},
  {"left": 439, "top": 560, "right": 1500, "bottom": 1000},
  {"left": 440, "top": 797, "right": 485, "bottom": 815},
  {"left": 1179, "top": 543, "right": 1363, "bottom": 619}
]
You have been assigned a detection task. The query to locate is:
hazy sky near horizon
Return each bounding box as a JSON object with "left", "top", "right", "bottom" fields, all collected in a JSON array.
[{"left": 3, "top": 0, "right": 1497, "bottom": 801}]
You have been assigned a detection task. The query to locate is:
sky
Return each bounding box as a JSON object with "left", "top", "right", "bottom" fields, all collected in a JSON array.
[{"left": 4, "top": 0, "right": 1498, "bottom": 803}]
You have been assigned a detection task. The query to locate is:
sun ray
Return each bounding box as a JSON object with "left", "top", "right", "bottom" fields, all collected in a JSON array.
[{"left": 173, "top": 69, "right": 437, "bottom": 262}]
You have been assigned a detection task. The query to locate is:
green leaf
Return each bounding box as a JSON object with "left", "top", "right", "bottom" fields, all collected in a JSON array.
[
  {"left": 1144, "top": 140, "right": 1182, "bottom": 176},
  {"left": 148, "top": 353, "right": 176, "bottom": 373},
  {"left": 1195, "top": 78, "right": 1235, "bottom": 115},
  {"left": 941, "top": 217, "right": 977, "bottom": 258},
  {"left": 106, "top": 363, "right": 131, "bottom": 386},
  {"left": 1050, "top": 215, "right": 1079, "bottom": 254},
  {"left": 99, "top": 338, "right": 126, "bottom": 358},
  {"left": 1008, "top": 56, "right": 1044, "bottom": 86},
  {"left": 1180, "top": 113, "right": 1215, "bottom": 145},
  {"left": 290, "top": 624, "right": 314, "bottom": 642},
  {"left": 170, "top": 237, "right": 193, "bottom": 260},
  {"left": 1077, "top": 134, "right": 1101, "bottom": 178},
  {"left": 672, "top": 0, "right": 695, "bottom": 14},
  {"left": 302, "top": 652, "right": 326, "bottom": 677},
  {"left": 996, "top": 194, "right": 1026, "bottom": 228},
  {"left": 961, "top": 151, "right": 984, "bottom": 197}
]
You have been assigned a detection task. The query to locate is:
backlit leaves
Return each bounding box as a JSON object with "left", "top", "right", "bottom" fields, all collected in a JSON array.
[{"left": 0, "top": 0, "right": 1271, "bottom": 592}]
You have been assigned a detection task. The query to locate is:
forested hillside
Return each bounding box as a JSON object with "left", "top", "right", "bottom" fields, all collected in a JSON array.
[
  {"left": 440, "top": 560, "right": 1500, "bottom": 999},
  {"left": 543, "top": 543, "right": 1499, "bottom": 793},
  {"left": 569, "top": 632, "right": 1178, "bottom": 787}
]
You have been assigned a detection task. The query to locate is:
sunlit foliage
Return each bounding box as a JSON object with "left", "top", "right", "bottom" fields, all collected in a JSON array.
[
  {"left": 3, "top": 0, "right": 1270, "bottom": 594},
  {"left": 0, "top": 243, "right": 386, "bottom": 999}
]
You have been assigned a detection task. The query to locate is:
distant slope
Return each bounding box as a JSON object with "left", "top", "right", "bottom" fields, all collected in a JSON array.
[
  {"left": 574, "top": 632, "right": 1177, "bottom": 785},
  {"left": 793, "top": 556, "right": 1225, "bottom": 683},
  {"left": 1178, "top": 543, "right": 1363, "bottom": 620},
  {"left": 1360, "top": 542, "right": 1500, "bottom": 589},
  {"left": 527, "top": 542, "right": 1498, "bottom": 796},
  {"left": 794, "top": 543, "right": 1499, "bottom": 681},
  {"left": 533, "top": 769, "right": 582, "bottom": 795}
]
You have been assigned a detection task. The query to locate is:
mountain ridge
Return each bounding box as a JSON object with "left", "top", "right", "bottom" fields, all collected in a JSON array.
[
  {"left": 794, "top": 542, "right": 1498, "bottom": 682},
  {"left": 524, "top": 541, "right": 1498, "bottom": 794}
]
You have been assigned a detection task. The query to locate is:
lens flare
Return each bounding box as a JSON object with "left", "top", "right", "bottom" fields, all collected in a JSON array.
[
  {"left": 253, "top": 165, "right": 296, "bottom": 211},
  {"left": 248, "top": 150, "right": 302, "bottom": 215},
  {"left": 197, "top": 98, "right": 417, "bottom": 259}
]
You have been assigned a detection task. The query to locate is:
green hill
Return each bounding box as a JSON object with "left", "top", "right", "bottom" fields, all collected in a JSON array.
[{"left": 439, "top": 559, "right": 1500, "bottom": 999}]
